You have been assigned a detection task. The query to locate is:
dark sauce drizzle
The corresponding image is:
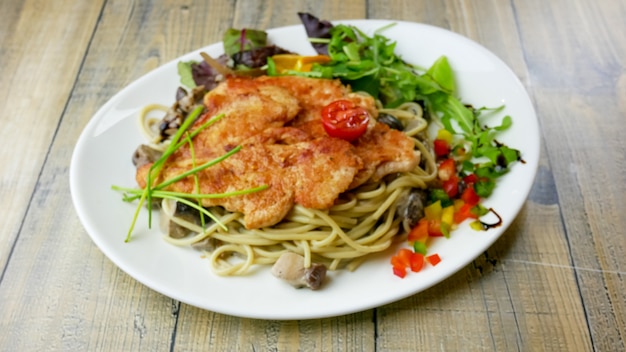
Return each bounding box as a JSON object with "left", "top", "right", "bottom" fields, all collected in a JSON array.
[{"left": 477, "top": 207, "right": 503, "bottom": 230}]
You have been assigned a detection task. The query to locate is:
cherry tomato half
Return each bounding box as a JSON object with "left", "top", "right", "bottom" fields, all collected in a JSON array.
[
  {"left": 437, "top": 158, "right": 456, "bottom": 181},
  {"left": 321, "top": 99, "right": 370, "bottom": 142}
]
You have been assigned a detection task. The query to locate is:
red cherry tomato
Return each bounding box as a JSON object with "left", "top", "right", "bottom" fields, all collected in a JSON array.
[
  {"left": 437, "top": 158, "right": 456, "bottom": 181},
  {"left": 321, "top": 100, "right": 370, "bottom": 142}
]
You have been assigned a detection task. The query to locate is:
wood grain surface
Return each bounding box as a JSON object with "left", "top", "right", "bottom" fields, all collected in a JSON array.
[{"left": 0, "top": 0, "right": 624, "bottom": 351}]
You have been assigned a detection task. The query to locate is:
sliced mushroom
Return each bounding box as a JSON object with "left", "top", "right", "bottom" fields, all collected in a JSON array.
[
  {"left": 397, "top": 189, "right": 427, "bottom": 231},
  {"left": 271, "top": 252, "right": 327, "bottom": 290},
  {"left": 132, "top": 144, "right": 163, "bottom": 168},
  {"left": 191, "top": 237, "right": 221, "bottom": 252},
  {"left": 177, "top": 85, "right": 206, "bottom": 113},
  {"left": 159, "top": 199, "right": 203, "bottom": 239},
  {"left": 158, "top": 85, "right": 206, "bottom": 141},
  {"left": 377, "top": 113, "right": 404, "bottom": 131}
]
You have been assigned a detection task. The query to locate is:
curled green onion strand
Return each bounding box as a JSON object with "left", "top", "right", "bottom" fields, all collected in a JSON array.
[{"left": 155, "top": 145, "right": 242, "bottom": 190}]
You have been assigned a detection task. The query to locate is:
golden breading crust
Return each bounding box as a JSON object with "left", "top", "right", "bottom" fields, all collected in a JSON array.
[
  {"left": 255, "top": 75, "right": 379, "bottom": 126},
  {"left": 192, "top": 77, "right": 301, "bottom": 158},
  {"left": 349, "top": 123, "right": 421, "bottom": 188},
  {"left": 137, "top": 76, "right": 420, "bottom": 229},
  {"left": 252, "top": 76, "right": 419, "bottom": 189},
  {"left": 138, "top": 127, "right": 362, "bottom": 228}
]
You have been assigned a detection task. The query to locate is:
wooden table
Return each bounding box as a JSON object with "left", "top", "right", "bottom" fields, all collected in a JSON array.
[{"left": 1, "top": 0, "right": 624, "bottom": 350}]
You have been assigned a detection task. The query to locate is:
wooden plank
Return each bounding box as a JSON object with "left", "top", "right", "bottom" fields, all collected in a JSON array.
[
  {"left": 228, "top": 0, "right": 367, "bottom": 28},
  {"left": 173, "top": 307, "right": 375, "bottom": 351},
  {"left": 512, "top": 0, "right": 626, "bottom": 350},
  {"left": 0, "top": 0, "right": 104, "bottom": 270},
  {"left": 0, "top": 0, "right": 235, "bottom": 350}
]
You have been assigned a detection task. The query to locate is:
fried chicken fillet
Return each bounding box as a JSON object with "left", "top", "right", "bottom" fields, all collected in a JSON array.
[
  {"left": 137, "top": 76, "right": 420, "bottom": 229},
  {"left": 254, "top": 76, "right": 420, "bottom": 188}
]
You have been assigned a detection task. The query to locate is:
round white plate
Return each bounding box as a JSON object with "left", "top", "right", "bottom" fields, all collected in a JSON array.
[{"left": 70, "top": 20, "right": 539, "bottom": 319}]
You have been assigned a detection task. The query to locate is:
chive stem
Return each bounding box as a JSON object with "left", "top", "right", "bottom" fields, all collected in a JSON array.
[
  {"left": 111, "top": 185, "right": 269, "bottom": 199},
  {"left": 154, "top": 145, "right": 242, "bottom": 191},
  {"left": 146, "top": 105, "right": 205, "bottom": 226}
]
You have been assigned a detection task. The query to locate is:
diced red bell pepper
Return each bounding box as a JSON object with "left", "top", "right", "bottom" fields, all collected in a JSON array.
[
  {"left": 409, "top": 252, "right": 425, "bottom": 272},
  {"left": 428, "top": 219, "right": 445, "bottom": 237},
  {"left": 392, "top": 248, "right": 423, "bottom": 277},
  {"left": 396, "top": 248, "right": 413, "bottom": 266},
  {"left": 454, "top": 203, "right": 477, "bottom": 224},
  {"left": 408, "top": 219, "right": 429, "bottom": 242},
  {"left": 390, "top": 255, "right": 404, "bottom": 269},
  {"left": 433, "top": 139, "right": 450, "bottom": 157},
  {"left": 461, "top": 186, "right": 480, "bottom": 206},
  {"left": 426, "top": 254, "right": 441, "bottom": 266},
  {"left": 391, "top": 249, "right": 411, "bottom": 278},
  {"left": 442, "top": 175, "right": 459, "bottom": 198},
  {"left": 391, "top": 248, "right": 409, "bottom": 266},
  {"left": 393, "top": 266, "right": 407, "bottom": 278}
]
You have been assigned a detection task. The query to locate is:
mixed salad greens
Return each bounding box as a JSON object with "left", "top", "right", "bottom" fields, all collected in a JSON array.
[{"left": 171, "top": 13, "right": 523, "bottom": 278}]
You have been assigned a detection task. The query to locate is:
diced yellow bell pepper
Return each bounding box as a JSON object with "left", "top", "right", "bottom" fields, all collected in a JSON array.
[
  {"left": 270, "top": 54, "right": 332, "bottom": 74},
  {"left": 441, "top": 205, "right": 455, "bottom": 226},
  {"left": 436, "top": 129, "right": 454, "bottom": 144},
  {"left": 470, "top": 220, "right": 485, "bottom": 231},
  {"left": 424, "top": 201, "right": 442, "bottom": 221}
]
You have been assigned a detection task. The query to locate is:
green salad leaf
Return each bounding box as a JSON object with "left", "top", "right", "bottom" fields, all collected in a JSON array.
[
  {"left": 223, "top": 28, "right": 268, "bottom": 56},
  {"left": 289, "top": 21, "right": 521, "bottom": 192},
  {"left": 177, "top": 61, "right": 197, "bottom": 88},
  {"left": 425, "top": 56, "right": 455, "bottom": 93}
]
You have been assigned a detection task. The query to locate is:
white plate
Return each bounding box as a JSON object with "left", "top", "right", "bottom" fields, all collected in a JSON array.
[{"left": 70, "top": 20, "right": 539, "bottom": 319}]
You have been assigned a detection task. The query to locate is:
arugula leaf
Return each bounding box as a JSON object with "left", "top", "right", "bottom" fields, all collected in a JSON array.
[
  {"left": 300, "top": 23, "right": 464, "bottom": 112},
  {"left": 431, "top": 93, "right": 475, "bottom": 134},
  {"left": 425, "top": 56, "right": 455, "bottom": 93},
  {"left": 308, "top": 24, "right": 418, "bottom": 108},
  {"left": 349, "top": 75, "right": 380, "bottom": 98},
  {"left": 501, "top": 145, "right": 521, "bottom": 164},
  {"left": 495, "top": 115, "right": 513, "bottom": 131}
]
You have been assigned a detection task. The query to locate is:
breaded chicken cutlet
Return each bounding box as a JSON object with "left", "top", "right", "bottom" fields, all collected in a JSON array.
[{"left": 137, "top": 76, "right": 420, "bottom": 229}]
